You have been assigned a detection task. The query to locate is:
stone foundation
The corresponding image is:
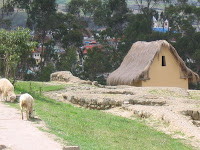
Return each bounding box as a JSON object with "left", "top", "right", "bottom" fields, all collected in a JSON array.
[{"left": 62, "top": 95, "right": 122, "bottom": 110}]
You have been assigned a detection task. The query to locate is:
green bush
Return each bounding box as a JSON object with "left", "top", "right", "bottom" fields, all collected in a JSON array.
[{"left": 38, "top": 63, "right": 55, "bottom": 81}]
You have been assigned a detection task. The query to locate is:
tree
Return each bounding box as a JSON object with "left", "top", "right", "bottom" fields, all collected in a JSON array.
[
  {"left": 67, "top": 0, "right": 86, "bottom": 18},
  {"left": 56, "top": 46, "right": 78, "bottom": 73},
  {"left": 94, "top": 0, "right": 128, "bottom": 37},
  {"left": 22, "top": 0, "right": 57, "bottom": 71},
  {"left": 51, "top": 12, "right": 84, "bottom": 74},
  {"left": 165, "top": 4, "right": 195, "bottom": 34},
  {"left": 82, "top": 47, "right": 111, "bottom": 84},
  {"left": 134, "top": 0, "right": 164, "bottom": 33},
  {"left": 51, "top": 12, "right": 84, "bottom": 47},
  {"left": 81, "top": 0, "right": 129, "bottom": 77},
  {"left": 0, "top": 0, "right": 15, "bottom": 29},
  {"left": 0, "top": 28, "right": 37, "bottom": 79},
  {"left": 67, "top": 0, "right": 101, "bottom": 25},
  {"left": 118, "top": 13, "right": 168, "bottom": 60},
  {"left": 163, "top": 3, "right": 200, "bottom": 89},
  {"left": 37, "top": 63, "right": 55, "bottom": 81}
]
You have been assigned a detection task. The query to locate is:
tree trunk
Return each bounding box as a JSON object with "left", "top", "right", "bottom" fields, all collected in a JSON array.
[
  {"left": 5, "top": 54, "right": 9, "bottom": 78},
  {"left": 2, "top": 0, "right": 4, "bottom": 19}
]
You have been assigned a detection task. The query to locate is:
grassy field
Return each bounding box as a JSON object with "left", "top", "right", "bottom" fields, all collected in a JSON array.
[{"left": 8, "top": 81, "right": 193, "bottom": 150}]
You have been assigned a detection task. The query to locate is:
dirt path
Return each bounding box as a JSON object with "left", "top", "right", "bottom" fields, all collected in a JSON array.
[{"left": 0, "top": 102, "right": 63, "bottom": 150}]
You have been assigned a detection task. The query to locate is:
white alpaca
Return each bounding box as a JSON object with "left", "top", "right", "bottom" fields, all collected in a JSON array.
[
  {"left": 0, "top": 78, "right": 16, "bottom": 102},
  {"left": 19, "top": 93, "right": 34, "bottom": 120}
]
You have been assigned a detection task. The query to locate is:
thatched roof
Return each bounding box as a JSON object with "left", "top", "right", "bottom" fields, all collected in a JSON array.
[{"left": 107, "top": 40, "right": 199, "bottom": 86}]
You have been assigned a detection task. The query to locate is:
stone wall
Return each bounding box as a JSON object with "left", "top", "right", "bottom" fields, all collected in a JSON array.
[
  {"left": 62, "top": 94, "right": 123, "bottom": 110},
  {"left": 62, "top": 93, "right": 166, "bottom": 110}
]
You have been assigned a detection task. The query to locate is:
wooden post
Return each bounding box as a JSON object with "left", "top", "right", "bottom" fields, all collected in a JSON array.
[{"left": 39, "top": 87, "right": 42, "bottom": 95}]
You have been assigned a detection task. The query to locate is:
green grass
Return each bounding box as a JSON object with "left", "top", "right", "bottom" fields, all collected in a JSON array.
[
  {"left": 8, "top": 81, "right": 193, "bottom": 150},
  {"left": 14, "top": 81, "right": 65, "bottom": 94},
  {"left": 148, "top": 89, "right": 187, "bottom": 98},
  {"left": 188, "top": 91, "right": 200, "bottom": 100}
]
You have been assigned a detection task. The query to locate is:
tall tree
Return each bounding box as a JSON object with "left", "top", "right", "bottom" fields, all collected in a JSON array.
[
  {"left": 134, "top": 0, "right": 163, "bottom": 33},
  {"left": 56, "top": 46, "right": 78, "bottom": 73},
  {"left": 0, "top": 28, "right": 37, "bottom": 79},
  {"left": 94, "top": 0, "right": 128, "bottom": 36},
  {"left": 26, "top": 0, "right": 57, "bottom": 70},
  {"left": 67, "top": 0, "right": 101, "bottom": 25},
  {"left": 118, "top": 13, "right": 168, "bottom": 60},
  {"left": 82, "top": 47, "right": 111, "bottom": 84},
  {"left": 164, "top": 3, "right": 200, "bottom": 82},
  {"left": 0, "top": 0, "right": 14, "bottom": 29}
]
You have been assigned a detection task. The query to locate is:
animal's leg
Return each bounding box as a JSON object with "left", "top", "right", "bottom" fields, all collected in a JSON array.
[
  {"left": 0, "top": 92, "right": 2, "bottom": 101},
  {"left": 2, "top": 96, "right": 5, "bottom": 101},
  {"left": 21, "top": 107, "right": 24, "bottom": 120},
  {"left": 3, "top": 93, "right": 7, "bottom": 102},
  {"left": 1, "top": 94, "right": 5, "bottom": 101},
  {"left": 26, "top": 109, "right": 29, "bottom": 120}
]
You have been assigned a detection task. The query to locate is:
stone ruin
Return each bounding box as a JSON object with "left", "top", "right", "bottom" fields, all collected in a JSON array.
[
  {"left": 50, "top": 71, "right": 91, "bottom": 84},
  {"left": 50, "top": 71, "right": 104, "bottom": 87}
]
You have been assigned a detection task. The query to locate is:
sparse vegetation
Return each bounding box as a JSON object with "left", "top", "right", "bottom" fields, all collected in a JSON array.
[
  {"left": 148, "top": 89, "right": 188, "bottom": 98},
  {"left": 6, "top": 81, "right": 194, "bottom": 150},
  {"left": 188, "top": 91, "right": 200, "bottom": 100},
  {"left": 14, "top": 81, "right": 65, "bottom": 94}
]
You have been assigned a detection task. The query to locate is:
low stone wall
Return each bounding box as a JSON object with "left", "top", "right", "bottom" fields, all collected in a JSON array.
[
  {"left": 125, "top": 99, "right": 166, "bottom": 106},
  {"left": 62, "top": 94, "right": 123, "bottom": 110},
  {"left": 62, "top": 93, "right": 166, "bottom": 110}
]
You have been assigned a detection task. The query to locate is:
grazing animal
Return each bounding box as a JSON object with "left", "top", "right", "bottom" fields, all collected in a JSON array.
[
  {"left": 0, "top": 78, "right": 16, "bottom": 102},
  {"left": 19, "top": 93, "right": 34, "bottom": 120}
]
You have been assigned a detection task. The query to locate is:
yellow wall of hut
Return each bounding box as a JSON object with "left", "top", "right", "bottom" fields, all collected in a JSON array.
[{"left": 139, "top": 46, "right": 188, "bottom": 89}]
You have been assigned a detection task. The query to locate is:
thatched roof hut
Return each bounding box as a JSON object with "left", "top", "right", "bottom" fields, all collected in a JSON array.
[{"left": 107, "top": 40, "right": 199, "bottom": 87}]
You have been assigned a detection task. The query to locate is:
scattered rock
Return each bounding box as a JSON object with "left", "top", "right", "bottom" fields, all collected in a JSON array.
[
  {"left": 98, "top": 84, "right": 105, "bottom": 88},
  {"left": 183, "top": 110, "right": 200, "bottom": 120},
  {"left": 63, "top": 146, "right": 80, "bottom": 150},
  {"left": 92, "top": 81, "right": 98, "bottom": 86},
  {"left": 192, "top": 120, "right": 200, "bottom": 127},
  {"left": 192, "top": 111, "right": 199, "bottom": 120},
  {"left": 0, "top": 145, "right": 7, "bottom": 150},
  {"left": 103, "top": 91, "right": 135, "bottom": 95}
]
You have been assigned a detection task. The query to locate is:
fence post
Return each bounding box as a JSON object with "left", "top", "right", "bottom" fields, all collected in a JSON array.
[{"left": 39, "top": 87, "right": 42, "bottom": 95}]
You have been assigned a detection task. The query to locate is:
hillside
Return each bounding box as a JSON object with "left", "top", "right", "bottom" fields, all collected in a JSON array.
[
  {"left": 0, "top": 80, "right": 190, "bottom": 150},
  {"left": 42, "top": 72, "right": 200, "bottom": 149}
]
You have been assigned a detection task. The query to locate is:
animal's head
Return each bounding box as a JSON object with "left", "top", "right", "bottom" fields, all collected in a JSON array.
[{"left": 9, "top": 94, "right": 16, "bottom": 102}]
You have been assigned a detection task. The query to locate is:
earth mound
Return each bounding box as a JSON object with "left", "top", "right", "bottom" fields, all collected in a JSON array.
[{"left": 50, "top": 71, "right": 92, "bottom": 84}]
